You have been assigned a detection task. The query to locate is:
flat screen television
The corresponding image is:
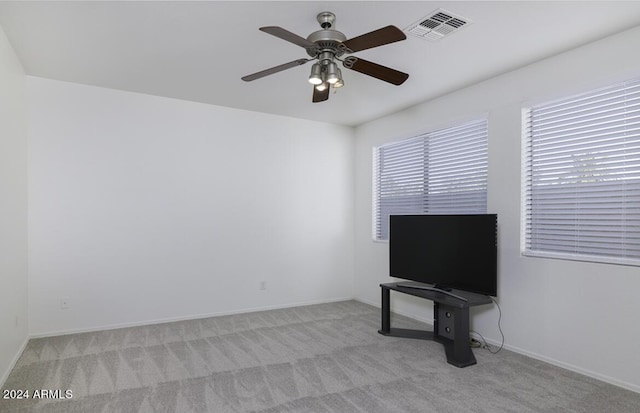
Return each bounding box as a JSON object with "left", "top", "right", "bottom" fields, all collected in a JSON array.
[{"left": 389, "top": 214, "right": 497, "bottom": 297}]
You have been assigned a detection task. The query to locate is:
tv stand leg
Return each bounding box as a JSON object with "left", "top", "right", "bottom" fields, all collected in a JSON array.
[
  {"left": 378, "top": 285, "right": 433, "bottom": 341},
  {"left": 434, "top": 304, "right": 476, "bottom": 367},
  {"left": 381, "top": 286, "right": 390, "bottom": 333}
]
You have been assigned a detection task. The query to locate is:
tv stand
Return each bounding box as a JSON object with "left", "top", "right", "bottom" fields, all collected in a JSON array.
[{"left": 379, "top": 282, "right": 492, "bottom": 367}]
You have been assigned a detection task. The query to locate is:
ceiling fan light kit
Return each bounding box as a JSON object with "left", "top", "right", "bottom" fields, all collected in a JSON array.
[
  {"left": 326, "top": 62, "right": 340, "bottom": 84},
  {"left": 315, "top": 82, "right": 328, "bottom": 92},
  {"left": 242, "top": 11, "right": 409, "bottom": 103},
  {"left": 308, "top": 63, "right": 323, "bottom": 85}
]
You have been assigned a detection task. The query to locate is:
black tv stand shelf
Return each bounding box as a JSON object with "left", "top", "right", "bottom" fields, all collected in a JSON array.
[{"left": 379, "top": 282, "right": 492, "bottom": 368}]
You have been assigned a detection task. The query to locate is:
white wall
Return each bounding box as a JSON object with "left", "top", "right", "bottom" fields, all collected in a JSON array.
[
  {"left": 354, "top": 26, "right": 640, "bottom": 392},
  {"left": 0, "top": 25, "right": 29, "bottom": 385},
  {"left": 27, "top": 77, "right": 355, "bottom": 336}
]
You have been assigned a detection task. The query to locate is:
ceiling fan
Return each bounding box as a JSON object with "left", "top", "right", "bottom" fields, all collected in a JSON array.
[{"left": 241, "top": 12, "right": 409, "bottom": 103}]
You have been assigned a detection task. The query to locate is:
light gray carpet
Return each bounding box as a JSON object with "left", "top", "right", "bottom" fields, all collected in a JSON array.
[{"left": 1, "top": 300, "right": 639, "bottom": 412}]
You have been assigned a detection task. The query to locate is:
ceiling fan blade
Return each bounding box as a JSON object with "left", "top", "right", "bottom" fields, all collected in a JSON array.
[
  {"left": 242, "top": 59, "right": 311, "bottom": 82},
  {"left": 341, "top": 25, "right": 406, "bottom": 53},
  {"left": 260, "top": 26, "right": 317, "bottom": 49},
  {"left": 312, "top": 85, "right": 330, "bottom": 103},
  {"left": 343, "top": 57, "right": 408, "bottom": 85}
]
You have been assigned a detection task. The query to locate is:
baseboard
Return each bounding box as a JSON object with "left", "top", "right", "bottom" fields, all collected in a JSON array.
[
  {"left": 0, "top": 336, "right": 29, "bottom": 389},
  {"left": 29, "top": 296, "right": 354, "bottom": 339},
  {"left": 469, "top": 332, "right": 640, "bottom": 394},
  {"left": 356, "top": 297, "right": 639, "bottom": 394}
]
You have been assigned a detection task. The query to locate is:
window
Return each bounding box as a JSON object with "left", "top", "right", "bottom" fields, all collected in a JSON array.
[
  {"left": 373, "top": 119, "right": 488, "bottom": 240},
  {"left": 523, "top": 77, "right": 640, "bottom": 265}
]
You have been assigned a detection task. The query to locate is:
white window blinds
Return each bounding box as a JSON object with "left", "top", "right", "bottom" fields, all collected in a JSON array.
[
  {"left": 523, "top": 77, "right": 640, "bottom": 265},
  {"left": 373, "top": 119, "right": 488, "bottom": 240}
]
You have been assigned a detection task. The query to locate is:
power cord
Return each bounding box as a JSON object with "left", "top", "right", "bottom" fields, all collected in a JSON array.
[{"left": 471, "top": 297, "right": 504, "bottom": 354}]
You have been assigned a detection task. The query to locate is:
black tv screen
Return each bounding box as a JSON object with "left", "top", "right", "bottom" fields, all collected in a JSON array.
[{"left": 389, "top": 214, "right": 497, "bottom": 296}]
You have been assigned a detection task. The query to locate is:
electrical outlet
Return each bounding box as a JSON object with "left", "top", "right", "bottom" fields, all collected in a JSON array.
[
  {"left": 60, "top": 297, "right": 70, "bottom": 310},
  {"left": 260, "top": 281, "right": 267, "bottom": 290}
]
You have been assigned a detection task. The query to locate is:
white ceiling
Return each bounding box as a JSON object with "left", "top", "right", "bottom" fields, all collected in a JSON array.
[{"left": 2, "top": 1, "right": 640, "bottom": 126}]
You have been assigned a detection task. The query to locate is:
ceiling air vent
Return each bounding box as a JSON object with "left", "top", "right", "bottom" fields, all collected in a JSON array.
[{"left": 405, "top": 9, "right": 471, "bottom": 41}]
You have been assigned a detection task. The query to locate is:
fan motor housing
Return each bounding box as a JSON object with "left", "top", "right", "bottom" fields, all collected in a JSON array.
[{"left": 306, "top": 29, "right": 347, "bottom": 57}]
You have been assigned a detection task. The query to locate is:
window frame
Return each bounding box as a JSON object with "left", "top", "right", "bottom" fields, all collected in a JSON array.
[{"left": 521, "top": 78, "right": 640, "bottom": 266}]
